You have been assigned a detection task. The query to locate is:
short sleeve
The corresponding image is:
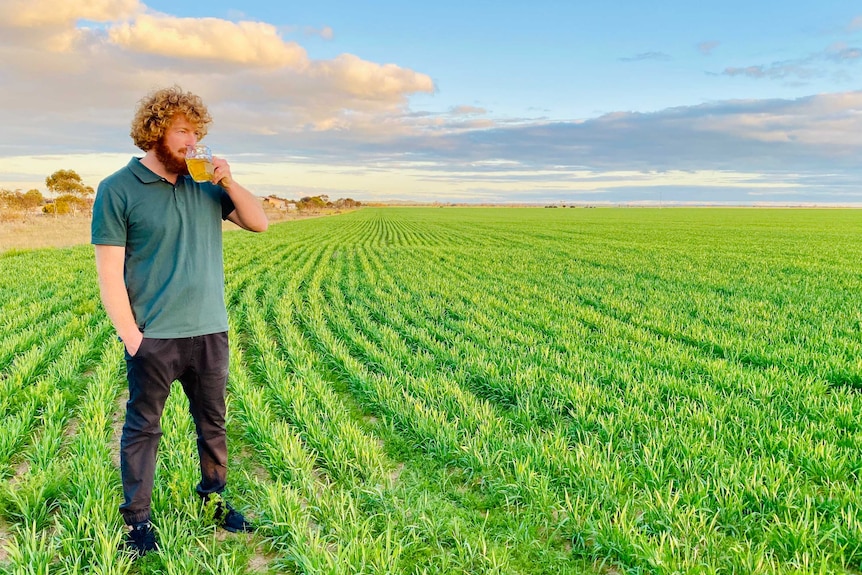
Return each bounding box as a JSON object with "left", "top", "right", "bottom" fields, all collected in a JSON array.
[
  {"left": 91, "top": 183, "right": 128, "bottom": 246},
  {"left": 220, "top": 189, "right": 235, "bottom": 220}
]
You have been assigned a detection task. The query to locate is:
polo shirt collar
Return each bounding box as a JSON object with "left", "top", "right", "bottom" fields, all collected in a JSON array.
[{"left": 127, "top": 157, "right": 165, "bottom": 184}]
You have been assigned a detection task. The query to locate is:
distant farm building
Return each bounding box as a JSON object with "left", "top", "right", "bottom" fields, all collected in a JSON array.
[
  {"left": 264, "top": 196, "right": 296, "bottom": 211},
  {"left": 264, "top": 196, "right": 286, "bottom": 209}
]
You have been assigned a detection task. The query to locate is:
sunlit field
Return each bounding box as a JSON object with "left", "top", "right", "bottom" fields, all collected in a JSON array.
[{"left": 1, "top": 207, "right": 861, "bottom": 574}]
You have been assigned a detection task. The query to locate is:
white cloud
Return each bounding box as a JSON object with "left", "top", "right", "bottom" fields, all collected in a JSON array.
[
  {"left": 0, "top": 0, "right": 435, "bottom": 147},
  {"left": 108, "top": 13, "right": 310, "bottom": 68},
  {"left": 683, "top": 93, "right": 862, "bottom": 150},
  {"left": 313, "top": 54, "right": 434, "bottom": 100},
  {"left": 0, "top": 0, "right": 140, "bottom": 27}
]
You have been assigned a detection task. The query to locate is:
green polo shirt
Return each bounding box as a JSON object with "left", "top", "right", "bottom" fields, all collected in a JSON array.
[{"left": 91, "top": 157, "right": 235, "bottom": 338}]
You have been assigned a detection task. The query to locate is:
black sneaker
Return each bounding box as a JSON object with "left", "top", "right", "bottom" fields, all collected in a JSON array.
[
  {"left": 213, "top": 501, "right": 254, "bottom": 533},
  {"left": 124, "top": 521, "right": 158, "bottom": 557}
]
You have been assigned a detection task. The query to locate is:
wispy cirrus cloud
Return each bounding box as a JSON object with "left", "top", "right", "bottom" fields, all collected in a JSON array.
[
  {"left": 305, "top": 25, "right": 334, "bottom": 40},
  {"left": 450, "top": 106, "right": 487, "bottom": 116},
  {"left": 619, "top": 51, "right": 671, "bottom": 63},
  {"left": 722, "top": 46, "right": 860, "bottom": 82},
  {"left": 722, "top": 16, "right": 861, "bottom": 83},
  {"left": 825, "top": 43, "right": 862, "bottom": 62},
  {"left": 722, "top": 61, "right": 820, "bottom": 80},
  {"left": 697, "top": 41, "right": 720, "bottom": 55},
  {"left": 279, "top": 24, "right": 336, "bottom": 40}
]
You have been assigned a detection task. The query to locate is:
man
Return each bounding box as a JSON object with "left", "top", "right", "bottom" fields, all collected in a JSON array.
[{"left": 91, "top": 86, "right": 268, "bottom": 557}]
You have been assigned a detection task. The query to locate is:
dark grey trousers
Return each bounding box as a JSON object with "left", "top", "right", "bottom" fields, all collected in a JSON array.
[{"left": 119, "top": 331, "right": 230, "bottom": 526}]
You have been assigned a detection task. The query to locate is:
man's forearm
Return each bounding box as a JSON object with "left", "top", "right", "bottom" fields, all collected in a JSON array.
[
  {"left": 224, "top": 180, "right": 268, "bottom": 232},
  {"left": 100, "top": 278, "right": 140, "bottom": 341},
  {"left": 94, "top": 245, "right": 143, "bottom": 348}
]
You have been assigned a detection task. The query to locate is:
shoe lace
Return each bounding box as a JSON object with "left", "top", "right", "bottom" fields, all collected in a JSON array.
[{"left": 131, "top": 522, "right": 155, "bottom": 544}]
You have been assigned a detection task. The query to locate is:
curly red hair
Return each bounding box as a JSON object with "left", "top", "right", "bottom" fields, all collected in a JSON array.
[{"left": 130, "top": 86, "right": 212, "bottom": 151}]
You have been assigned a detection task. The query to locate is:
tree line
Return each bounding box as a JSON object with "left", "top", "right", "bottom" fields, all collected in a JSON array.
[
  {"left": 1, "top": 171, "right": 363, "bottom": 221},
  {"left": 1, "top": 169, "right": 94, "bottom": 217},
  {"left": 263, "top": 194, "right": 361, "bottom": 214},
  {"left": 297, "top": 195, "right": 361, "bottom": 211}
]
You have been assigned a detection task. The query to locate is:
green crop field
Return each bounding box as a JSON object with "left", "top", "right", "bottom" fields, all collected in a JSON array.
[{"left": 0, "top": 207, "right": 861, "bottom": 574}]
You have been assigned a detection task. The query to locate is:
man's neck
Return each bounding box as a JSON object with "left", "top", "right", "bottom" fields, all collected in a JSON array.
[{"left": 141, "top": 151, "right": 179, "bottom": 184}]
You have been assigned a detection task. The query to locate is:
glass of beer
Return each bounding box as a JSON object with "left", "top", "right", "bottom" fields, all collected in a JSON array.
[{"left": 185, "top": 144, "right": 214, "bottom": 182}]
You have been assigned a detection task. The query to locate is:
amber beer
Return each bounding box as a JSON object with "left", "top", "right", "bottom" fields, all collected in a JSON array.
[
  {"left": 186, "top": 157, "right": 214, "bottom": 182},
  {"left": 185, "top": 145, "right": 214, "bottom": 182}
]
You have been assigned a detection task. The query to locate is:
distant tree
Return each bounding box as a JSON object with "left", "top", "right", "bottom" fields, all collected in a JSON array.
[
  {"left": 44, "top": 170, "right": 94, "bottom": 215},
  {"left": 335, "top": 198, "right": 360, "bottom": 209},
  {"left": 297, "top": 196, "right": 327, "bottom": 212},
  {"left": 45, "top": 169, "right": 94, "bottom": 199},
  {"left": 0, "top": 188, "right": 44, "bottom": 212},
  {"left": 45, "top": 195, "right": 90, "bottom": 215},
  {"left": 22, "top": 189, "right": 43, "bottom": 209},
  {"left": 43, "top": 200, "right": 70, "bottom": 215}
]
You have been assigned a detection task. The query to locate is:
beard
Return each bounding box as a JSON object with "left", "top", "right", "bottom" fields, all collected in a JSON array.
[{"left": 154, "top": 138, "right": 190, "bottom": 177}]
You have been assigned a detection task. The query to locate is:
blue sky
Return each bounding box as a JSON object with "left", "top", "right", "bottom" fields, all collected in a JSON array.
[{"left": 0, "top": 0, "right": 860, "bottom": 204}]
